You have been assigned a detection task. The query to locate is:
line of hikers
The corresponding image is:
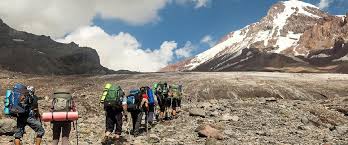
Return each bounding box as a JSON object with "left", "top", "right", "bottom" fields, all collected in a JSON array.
[
  {"left": 100, "top": 82, "right": 183, "bottom": 143},
  {"left": 2, "top": 81, "right": 183, "bottom": 144}
]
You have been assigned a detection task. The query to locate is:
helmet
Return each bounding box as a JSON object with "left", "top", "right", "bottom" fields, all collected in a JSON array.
[{"left": 27, "top": 86, "right": 35, "bottom": 95}]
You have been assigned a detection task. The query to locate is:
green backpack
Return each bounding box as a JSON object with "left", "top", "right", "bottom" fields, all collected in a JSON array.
[{"left": 103, "top": 85, "right": 123, "bottom": 107}]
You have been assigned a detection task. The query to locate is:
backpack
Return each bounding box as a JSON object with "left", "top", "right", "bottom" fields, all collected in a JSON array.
[
  {"left": 52, "top": 89, "right": 73, "bottom": 112},
  {"left": 127, "top": 89, "right": 141, "bottom": 110},
  {"left": 3, "top": 89, "right": 12, "bottom": 115},
  {"left": 103, "top": 85, "right": 123, "bottom": 107},
  {"left": 157, "top": 82, "right": 169, "bottom": 95},
  {"left": 8, "top": 83, "right": 28, "bottom": 115},
  {"left": 170, "top": 84, "right": 182, "bottom": 98},
  {"left": 147, "top": 87, "right": 155, "bottom": 105}
]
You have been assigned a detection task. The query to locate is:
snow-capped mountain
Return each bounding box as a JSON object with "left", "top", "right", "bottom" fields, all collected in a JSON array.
[{"left": 161, "top": 0, "right": 348, "bottom": 73}]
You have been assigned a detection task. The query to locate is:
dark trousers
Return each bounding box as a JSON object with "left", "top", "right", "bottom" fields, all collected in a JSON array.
[
  {"left": 178, "top": 98, "right": 182, "bottom": 107},
  {"left": 147, "top": 105, "right": 155, "bottom": 123},
  {"left": 105, "top": 107, "right": 123, "bottom": 135},
  {"left": 52, "top": 121, "right": 71, "bottom": 145},
  {"left": 15, "top": 115, "right": 45, "bottom": 139},
  {"left": 130, "top": 110, "right": 143, "bottom": 133}
]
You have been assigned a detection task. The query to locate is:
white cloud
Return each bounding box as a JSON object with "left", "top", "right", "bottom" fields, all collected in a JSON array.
[
  {"left": 175, "top": 0, "right": 211, "bottom": 8},
  {"left": 0, "top": 0, "right": 213, "bottom": 38},
  {"left": 0, "top": 0, "right": 96, "bottom": 38},
  {"left": 200, "top": 35, "right": 216, "bottom": 47},
  {"left": 56, "top": 26, "right": 178, "bottom": 72},
  {"left": 194, "top": 0, "right": 211, "bottom": 8},
  {"left": 317, "top": 0, "right": 333, "bottom": 9},
  {"left": 0, "top": 0, "right": 168, "bottom": 38},
  {"left": 175, "top": 41, "right": 196, "bottom": 58},
  {"left": 95, "top": 0, "right": 167, "bottom": 25}
]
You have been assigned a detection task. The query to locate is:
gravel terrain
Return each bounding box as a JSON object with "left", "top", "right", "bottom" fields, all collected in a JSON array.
[{"left": 1, "top": 72, "right": 348, "bottom": 145}]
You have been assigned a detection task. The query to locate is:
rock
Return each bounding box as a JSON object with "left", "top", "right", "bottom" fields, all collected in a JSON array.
[
  {"left": 0, "top": 118, "right": 16, "bottom": 135},
  {"left": 148, "top": 134, "right": 160, "bottom": 143},
  {"left": 205, "top": 138, "right": 218, "bottom": 145},
  {"left": 196, "top": 124, "right": 224, "bottom": 140},
  {"left": 189, "top": 108, "right": 206, "bottom": 118},
  {"left": 301, "top": 117, "right": 309, "bottom": 125},
  {"left": 220, "top": 114, "right": 239, "bottom": 122},
  {"left": 210, "top": 111, "right": 219, "bottom": 117},
  {"left": 297, "top": 125, "right": 311, "bottom": 130},
  {"left": 199, "top": 102, "right": 212, "bottom": 109},
  {"left": 266, "top": 97, "right": 277, "bottom": 102},
  {"left": 335, "top": 125, "right": 348, "bottom": 135}
]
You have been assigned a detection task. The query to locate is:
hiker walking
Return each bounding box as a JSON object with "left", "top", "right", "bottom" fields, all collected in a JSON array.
[
  {"left": 11, "top": 84, "right": 45, "bottom": 145},
  {"left": 154, "top": 82, "right": 169, "bottom": 121},
  {"left": 126, "top": 89, "right": 140, "bottom": 136},
  {"left": 168, "top": 84, "right": 182, "bottom": 118},
  {"left": 50, "top": 88, "right": 77, "bottom": 145},
  {"left": 27, "top": 86, "right": 41, "bottom": 121},
  {"left": 100, "top": 84, "right": 127, "bottom": 142},
  {"left": 127, "top": 88, "right": 144, "bottom": 136}
]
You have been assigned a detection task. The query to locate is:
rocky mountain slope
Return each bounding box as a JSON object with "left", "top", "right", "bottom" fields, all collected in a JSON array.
[
  {"left": 1, "top": 72, "right": 348, "bottom": 144},
  {"left": 162, "top": 0, "right": 348, "bottom": 73},
  {"left": 0, "top": 19, "right": 112, "bottom": 75}
]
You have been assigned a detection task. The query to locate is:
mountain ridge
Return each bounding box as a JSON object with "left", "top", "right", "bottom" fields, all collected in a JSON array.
[
  {"left": 0, "top": 18, "right": 116, "bottom": 75},
  {"left": 161, "top": 0, "right": 348, "bottom": 73}
]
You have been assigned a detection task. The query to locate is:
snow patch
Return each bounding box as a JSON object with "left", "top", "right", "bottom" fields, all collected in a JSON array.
[
  {"left": 37, "top": 51, "right": 46, "bottom": 54},
  {"left": 273, "top": 31, "right": 302, "bottom": 53},
  {"left": 254, "top": 30, "right": 271, "bottom": 46},
  {"left": 12, "top": 39, "right": 24, "bottom": 42},
  {"left": 336, "top": 15, "right": 346, "bottom": 21},
  {"left": 333, "top": 55, "right": 348, "bottom": 62},
  {"left": 187, "top": 28, "right": 248, "bottom": 70},
  {"left": 311, "top": 53, "right": 330, "bottom": 58},
  {"left": 271, "top": 0, "right": 320, "bottom": 37}
]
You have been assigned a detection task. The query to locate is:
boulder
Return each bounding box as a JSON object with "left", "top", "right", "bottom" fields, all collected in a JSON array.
[
  {"left": 0, "top": 118, "right": 17, "bottom": 135},
  {"left": 189, "top": 108, "right": 206, "bottom": 118},
  {"left": 220, "top": 114, "right": 239, "bottom": 122},
  {"left": 195, "top": 124, "right": 224, "bottom": 140}
]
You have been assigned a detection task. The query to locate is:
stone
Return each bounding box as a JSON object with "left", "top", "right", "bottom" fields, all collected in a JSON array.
[
  {"left": 205, "top": 138, "right": 218, "bottom": 145},
  {"left": 196, "top": 124, "right": 224, "bottom": 140},
  {"left": 266, "top": 97, "right": 277, "bottom": 102},
  {"left": 0, "top": 118, "right": 16, "bottom": 135},
  {"left": 148, "top": 134, "right": 160, "bottom": 143},
  {"left": 189, "top": 108, "right": 206, "bottom": 118},
  {"left": 220, "top": 114, "right": 239, "bottom": 122},
  {"left": 335, "top": 125, "right": 348, "bottom": 135},
  {"left": 199, "top": 102, "right": 213, "bottom": 109},
  {"left": 301, "top": 117, "right": 309, "bottom": 125},
  {"left": 210, "top": 111, "right": 219, "bottom": 117}
]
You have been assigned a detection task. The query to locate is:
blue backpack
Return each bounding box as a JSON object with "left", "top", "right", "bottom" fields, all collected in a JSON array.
[
  {"left": 3, "top": 89, "right": 11, "bottom": 115},
  {"left": 127, "top": 89, "right": 141, "bottom": 109},
  {"left": 147, "top": 87, "right": 155, "bottom": 105},
  {"left": 8, "top": 83, "right": 28, "bottom": 115}
]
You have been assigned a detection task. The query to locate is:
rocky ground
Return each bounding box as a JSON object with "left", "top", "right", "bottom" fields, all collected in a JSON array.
[{"left": 1, "top": 72, "right": 348, "bottom": 144}]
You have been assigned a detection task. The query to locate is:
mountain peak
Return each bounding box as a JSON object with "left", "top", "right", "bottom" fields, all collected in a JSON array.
[{"left": 281, "top": 0, "right": 319, "bottom": 9}]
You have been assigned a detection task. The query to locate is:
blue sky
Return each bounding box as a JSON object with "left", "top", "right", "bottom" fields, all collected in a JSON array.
[
  {"left": 93, "top": 0, "right": 346, "bottom": 58},
  {"left": 0, "top": 0, "right": 346, "bottom": 71}
]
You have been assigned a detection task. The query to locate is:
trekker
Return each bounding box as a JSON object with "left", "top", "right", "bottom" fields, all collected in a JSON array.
[
  {"left": 168, "top": 84, "right": 182, "bottom": 118},
  {"left": 145, "top": 86, "right": 157, "bottom": 126},
  {"left": 100, "top": 84, "right": 127, "bottom": 142},
  {"left": 126, "top": 88, "right": 142, "bottom": 136},
  {"left": 12, "top": 84, "right": 45, "bottom": 145},
  {"left": 27, "top": 86, "right": 41, "bottom": 121},
  {"left": 154, "top": 82, "right": 169, "bottom": 121},
  {"left": 50, "top": 88, "right": 77, "bottom": 145}
]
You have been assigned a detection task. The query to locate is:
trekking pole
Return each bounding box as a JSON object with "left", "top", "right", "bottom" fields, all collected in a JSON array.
[
  {"left": 76, "top": 120, "right": 79, "bottom": 145},
  {"left": 146, "top": 111, "right": 149, "bottom": 134},
  {"left": 126, "top": 112, "right": 131, "bottom": 140}
]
